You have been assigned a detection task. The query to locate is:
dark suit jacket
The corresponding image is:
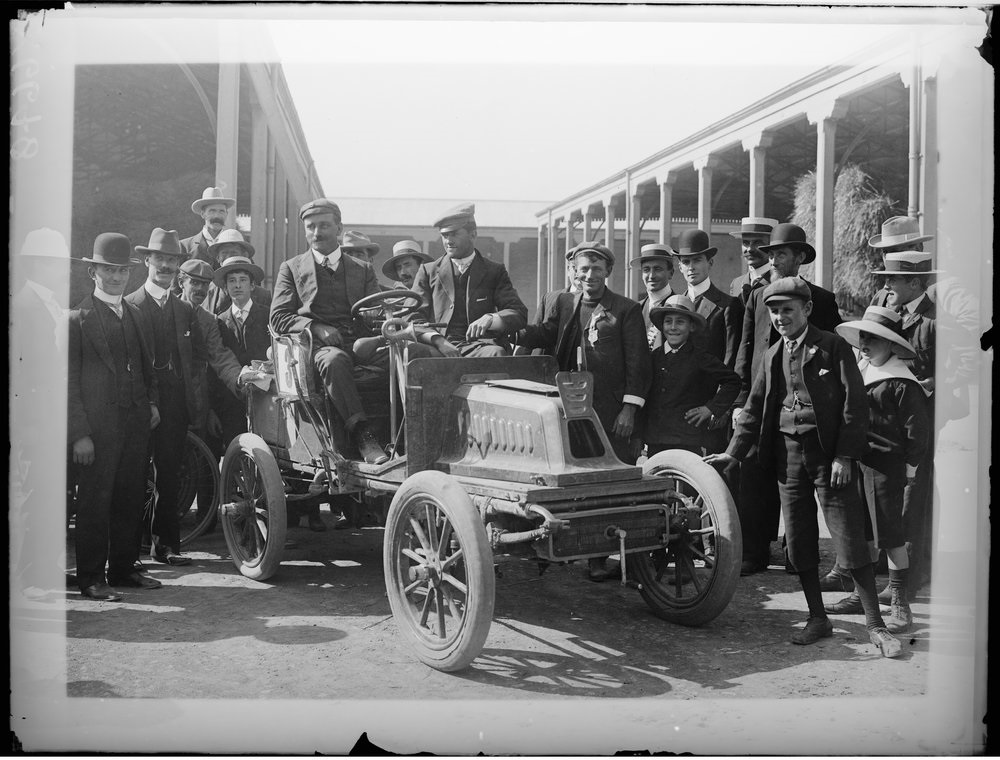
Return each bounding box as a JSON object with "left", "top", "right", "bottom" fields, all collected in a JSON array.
[
  {"left": 519, "top": 288, "right": 651, "bottom": 433},
  {"left": 189, "top": 305, "right": 244, "bottom": 431},
  {"left": 642, "top": 341, "right": 740, "bottom": 449},
  {"left": 177, "top": 230, "right": 271, "bottom": 314},
  {"left": 218, "top": 301, "right": 271, "bottom": 366},
  {"left": 180, "top": 231, "right": 214, "bottom": 266},
  {"left": 730, "top": 268, "right": 774, "bottom": 305},
  {"left": 734, "top": 279, "right": 842, "bottom": 404},
  {"left": 728, "top": 324, "right": 869, "bottom": 466},
  {"left": 870, "top": 290, "right": 936, "bottom": 385},
  {"left": 412, "top": 251, "right": 527, "bottom": 337},
  {"left": 691, "top": 282, "right": 744, "bottom": 368},
  {"left": 269, "top": 250, "right": 379, "bottom": 336},
  {"left": 68, "top": 294, "right": 158, "bottom": 444}
]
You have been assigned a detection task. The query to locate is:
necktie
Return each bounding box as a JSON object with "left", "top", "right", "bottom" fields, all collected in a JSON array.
[
  {"left": 785, "top": 338, "right": 798, "bottom": 354},
  {"left": 694, "top": 294, "right": 704, "bottom": 309},
  {"left": 110, "top": 302, "right": 123, "bottom": 319},
  {"left": 157, "top": 293, "right": 168, "bottom": 309}
]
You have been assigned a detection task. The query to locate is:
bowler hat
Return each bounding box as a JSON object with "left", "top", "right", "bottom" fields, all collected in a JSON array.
[
  {"left": 650, "top": 294, "right": 707, "bottom": 331},
  {"left": 673, "top": 229, "right": 718, "bottom": 259},
  {"left": 341, "top": 230, "right": 380, "bottom": 257},
  {"left": 178, "top": 259, "right": 215, "bottom": 283},
  {"left": 570, "top": 241, "right": 615, "bottom": 267},
  {"left": 758, "top": 223, "right": 816, "bottom": 265},
  {"left": 629, "top": 243, "right": 675, "bottom": 267},
  {"left": 868, "top": 216, "right": 934, "bottom": 250},
  {"left": 208, "top": 228, "right": 255, "bottom": 259},
  {"left": 762, "top": 276, "right": 811, "bottom": 305},
  {"left": 299, "top": 198, "right": 342, "bottom": 221},
  {"left": 433, "top": 202, "right": 476, "bottom": 233},
  {"left": 870, "top": 251, "right": 941, "bottom": 276},
  {"left": 729, "top": 216, "right": 779, "bottom": 239},
  {"left": 83, "top": 232, "right": 140, "bottom": 267},
  {"left": 191, "top": 186, "right": 236, "bottom": 215},
  {"left": 135, "top": 228, "right": 188, "bottom": 258},
  {"left": 214, "top": 255, "right": 264, "bottom": 288},
  {"left": 836, "top": 306, "right": 916, "bottom": 360},
  {"left": 382, "top": 240, "right": 432, "bottom": 280}
]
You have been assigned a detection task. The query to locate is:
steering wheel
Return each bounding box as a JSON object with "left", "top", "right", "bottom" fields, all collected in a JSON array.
[{"left": 351, "top": 289, "right": 422, "bottom": 320}]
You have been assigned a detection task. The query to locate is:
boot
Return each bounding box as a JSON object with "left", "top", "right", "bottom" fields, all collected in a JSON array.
[
  {"left": 818, "top": 563, "right": 855, "bottom": 592},
  {"left": 353, "top": 423, "right": 389, "bottom": 465},
  {"left": 824, "top": 591, "right": 864, "bottom": 615},
  {"left": 877, "top": 582, "right": 892, "bottom": 604},
  {"left": 885, "top": 586, "right": 912, "bottom": 633}
]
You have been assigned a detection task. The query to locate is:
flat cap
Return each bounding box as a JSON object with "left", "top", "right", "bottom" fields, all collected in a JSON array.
[
  {"left": 179, "top": 258, "right": 215, "bottom": 282},
  {"left": 762, "top": 276, "right": 811, "bottom": 305},
  {"left": 299, "top": 198, "right": 342, "bottom": 221},
  {"left": 433, "top": 202, "right": 476, "bottom": 232},
  {"left": 570, "top": 241, "right": 615, "bottom": 267}
]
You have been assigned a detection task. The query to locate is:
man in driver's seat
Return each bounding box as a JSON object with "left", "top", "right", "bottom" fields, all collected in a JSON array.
[{"left": 269, "top": 199, "right": 390, "bottom": 464}]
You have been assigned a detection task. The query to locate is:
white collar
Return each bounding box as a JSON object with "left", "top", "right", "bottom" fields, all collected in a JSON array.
[
  {"left": 451, "top": 251, "right": 477, "bottom": 274},
  {"left": 645, "top": 286, "right": 672, "bottom": 306},
  {"left": 902, "top": 294, "right": 925, "bottom": 314},
  {"left": 92, "top": 287, "right": 123, "bottom": 308},
  {"left": 859, "top": 355, "right": 929, "bottom": 395},
  {"left": 664, "top": 341, "right": 687, "bottom": 354},
  {"left": 231, "top": 300, "right": 252, "bottom": 319},
  {"left": 687, "top": 278, "right": 711, "bottom": 299},
  {"left": 784, "top": 329, "right": 808, "bottom": 351},
  {"left": 202, "top": 227, "right": 221, "bottom": 246},
  {"left": 313, "top": 247, "right": 342, "bottom": 270},
  {"left": 144, "top": 280, "right": 171, "bottom": 302},
  {"left": 749, "top": 262, "right": 772, "bottom": 280}
]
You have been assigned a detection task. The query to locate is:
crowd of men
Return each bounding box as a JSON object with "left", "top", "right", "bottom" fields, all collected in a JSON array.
[{"left": 66, "top": 189, "right": 971, "bottom": 660}]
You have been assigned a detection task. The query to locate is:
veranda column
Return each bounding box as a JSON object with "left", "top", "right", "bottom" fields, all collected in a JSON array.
[
  {"left": 273, "top": 161, "right": 287, "bottom": 263},
  {"left": 694, "top": 156, "right": 719, "bottom": 234},
  {"left": 919, "top": 74, "right": 938, "bottom": 237},
  {"left": 536, "top": 222, "right": 546, "bottom": 306},
  {"left": 903, "top": 67, "right": 922, "bottom": 219},
  {"left": 215, "top": 63, "right": 241, "bottom": 228},
  {"left": 265, "top": 139, "right": 277, "bottom": 271},
  {"left": 284, "top": 180, "right": 297, "bottom": 264},
  {"left": 742, "top": 132, "right": 774, "bottom": 218},
  {"left": 581, "top": 210, "right": 592, "bottom": 243},
  {"left": 628, "top": 191, "right": 642, "bottom": 299},
  {"left": 547, "top": 214, "right": 558, "bottom": 293},
  {"left": 603, "top": 198, "right": 617, "bottom": 293},
  {"left": 808, "top": 99, "right": 848, "bottom": 289},
  {"left": 249, "top": 94, "right": 271, "bottom": 284},
  {"left": 658, "top": 172, "right": 678, "bottom": 245}
]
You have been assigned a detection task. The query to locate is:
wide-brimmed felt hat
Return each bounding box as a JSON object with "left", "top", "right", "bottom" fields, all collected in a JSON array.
[
  {"left": 650, "top": 294, "right": 707, "bottom": 331},
  {"left": 433, "top": 202, "right": 476, "bottom": 233},
  {"left": 299, "top": 198, "right": 342, "bottom": 221},
  {"left": 382, "top": 240, "right": 432, "bottom": 279},
  {"left": 729, "top": 216, "right": 779, "bottom": 239},
  {"left": 341, "top": 230, "right": 380, "bottom": 257},
  {"left": 570, "top": 241, "right": 615, "bottom": 267},
  {"left": 758, "top": 223, "right": 816, "bottom": 264},
  {"left": 135, "top": 228, "right": 188, "bottom": 258},
  {"left": 208, "top": 228, "right": 255, "bottom": 259},
  {"left": 870, "top": 251, "right": 942, "bottom": 276},
  {"left": 673, "top": 229, "right": 718, "bottom": 259},
  {"left": 214, "top": 255, "right": 264, "bottom": 288},
  {"left": 629, "top": 243, "right": 674, "bottom": 267},
  {"left": 868, "top": 216, "right": 934, "bottom": 250},
  {"left": 191, "top": 186, "right": 236, "bottom": 215},
  {"left": 762, "top": 276, "right": 811, "bottom": 305},
  {"left": 836, "top": 306, "right": 916, "bottom": 360},
  {"left": 83, "top": 232, "right": 141, "bottom": 267},
  {"left": 178, "top": 259, "right": 215, "bottom": 282},
  {"left": 19, "top": 227, "right": 71, "bottom": 261}
]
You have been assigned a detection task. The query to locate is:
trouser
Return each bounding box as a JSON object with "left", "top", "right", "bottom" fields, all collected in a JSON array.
[
  {"left": 74, "top": 404, "right": 151, "bottom": 587},
  {"left": 442, "top": 338, "right": 508, "bottom": 358},
  {"left": 775, "top": 432, "right": 871, "bottom": 573},
  {"left": 905, "top": 442, "right": 935, "bottom": 585},
  {"left": 150, "top": 380, "right": 189, "bottom": 551},
  {"left": 737, "top": 453, "right": 782, "bottom": 564},
  {"left": 314, "top": 346, "right": 369, "bottom": 432}
]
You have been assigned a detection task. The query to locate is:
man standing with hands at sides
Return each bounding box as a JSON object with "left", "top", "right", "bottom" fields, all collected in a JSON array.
[
  {"left": 707, "top": 277, "right": 901, "bottom": 658},
  {"left": 69, "top": 234, "right": 161, "bottom": 599},
  {"left": 631, "top": 243, "right": 676, "bottom": 351},
  {"left": 412, "top": 203, "right": 528, "bottom": 357},
  {"left": 729, "top": 217, "right": 779, "bottom": 304}
]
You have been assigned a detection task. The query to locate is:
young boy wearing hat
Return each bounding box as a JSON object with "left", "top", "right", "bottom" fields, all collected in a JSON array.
[
  {"left": 707, "top": 277, "right": 902, "bottom": 658},
  {"left": 822, "top": 307, "right": 929, "bottom": 631},
  {"left": 641, "top": 295, "right": 740, "bottom": 457},
  {"left": 199, "top": 229, "right": 273, "bottom": 315},
  {"left": 630, "top": 243, "right": 676, "bottom": 351}
]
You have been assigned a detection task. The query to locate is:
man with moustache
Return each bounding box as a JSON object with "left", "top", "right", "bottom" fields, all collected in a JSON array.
[
  {"left": 382, "top": 240, "right": 432, "bottom": 290},
  {"left": 69, "top": 233, "right": 161, "bottom": 599},
  {"left": 728, "top": 217, "right": 779, "bottom": 304},
  {"left": 733, "top": 223, "right": 842, "bottom": 576},
  {"left": 631, "top": 243, "right": 676, "bottom": 351},
  {"left": 181, "top": 187, "right": 235, "bottom": 265}
]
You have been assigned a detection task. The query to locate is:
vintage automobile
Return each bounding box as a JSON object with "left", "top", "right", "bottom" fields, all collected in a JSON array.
[{"left": 217, "top": 290, "right": 742, "bottom": 672}]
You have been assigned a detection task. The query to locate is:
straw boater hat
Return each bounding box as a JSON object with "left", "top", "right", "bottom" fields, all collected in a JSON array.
[
  {"left": 758, "top": 223, "right": 816, "bottom": 265},
  {"left": 83, "top": 232, "right": 141, "bottom": 267},
  {"left": 649, "top": 294, "right": 707, "bottom": 331},
  {"left": 208, "top": 228, "right": 256, "bottom": 259},
  {"left": 729, "top": 217, "right": 779, "bottom": 239},
  {"left": 673, "top": 229, "right": 718, "bottom": 259},
  {"left": 178, "top": 259, "right": 215, "bottom": 282},
  {"left": 868, "top": 216, "right": 934, "bottom": 250},
  {"left": 20, "top": 227, "right": 71, "bottom": 262},
  {"left": 869, "top": 251, "right": 942, "bottom": 276},
  {"left": 570, "top": 241, "right": 615, "bottom": 267},
  {"left": 341, "top": 230, "right": 380, "bottom": 257},
  {"left": 629, "top": 243, "right": 674, "bottom": 267},
  {"left": 191, "top": 186, "right": 236, "bottom": 215},
  {"left": 836, "top": 306, "right": 916, "bottom": 360},
  {"left": 214, "top": 255, "right": 264, "bottom": 288},
  {"left": 135, "top": 228, "right": 188, "bottom": 258},
  {"left": 433, "top": 202, "right": 476, "bottom": 233},
  {"left": 382, "top": 240, "right": 432, "bottom": 280}
]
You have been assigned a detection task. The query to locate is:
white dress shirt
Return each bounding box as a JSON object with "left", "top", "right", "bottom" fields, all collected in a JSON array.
[
  {"left": 143, "top": 280, "right": 171, "bottom": 306},
  {"left": 92, "top": 286, "right": 124, "bottom": 317},
  {"left": 313, "top": 247, "right": 343, "bottom": 272}
]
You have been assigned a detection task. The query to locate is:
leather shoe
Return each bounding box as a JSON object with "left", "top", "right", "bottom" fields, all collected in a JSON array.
[
  {"left": 819, "top": 569, "right": 855, "bottom": 592},
  {"left": 869, "top": 626, "right": 902, "bottom": 658},
  {"left": 824, "top": 591, "right": 864, "bottom": 615},
  {"left": 791, "top": 615, "right": 834, "bottom": 645},
  {"left": 307, "top": 513, "right": 327, "bottom": 532},
  {"left": 354, "top": 424, "right": 389, "bottom": 465},
  {"left": 80, "top": 582, "right": 124, "bottom": 602},
  {"left": 740, "top": 559, "right": 767, "bottom": 576},
  {"left": 152, "top": 548, "right": 191, "bottom": 566},
  {"left": 108, "top": 571, "right": 162, "bottom": 589}
]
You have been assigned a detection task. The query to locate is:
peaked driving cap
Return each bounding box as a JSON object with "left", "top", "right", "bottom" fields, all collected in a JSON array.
[
  {"left": 433, "top": 202, "right": 476, "bottom": 232},
  {"left": 570, "top": 241, "right": 615, "bottom": 267},
  {"left": 758, "top": 223, "right": 816, "bottom": 265},
  {"left": 178, "top": 258, "right": 215, "bottom": 282},
  {"left": 83, "top": 232, "right": 140, "bottom": 266},
  {"left": 650, "top": 294, "right": 707, "bottom": 331},
  {"left": 729, "top": 217, "right": 779, "bottom": 239},
  {"left": 762, "top": 276, "right": 811, "bottom": 305},
  {"left": 135, "top": 228, "right": 187, "bottom": 258},
  {"left": 868, "top": 216, "right": 934, "bottom": 250},
  {"left": 836, "top": 306, "right": 916, "bottom": 360},
  {"left": 673, "top": 229, "right": 718, "bottom": 258},
  {"left": 870, "top": 251, "right": 942, "bottom": 276},
  {"left": 214, "top": 255, "right": 264, "bottom": 288},
  {"left": 630, "top": 243, "right": 675, "bottom": 267},
  {"left": 192, "top": 186, "right": 236, "bottom": 214},
  {"left": 382, "top": 240, "right": 432, "bottom": 279},
  {"left": 208, "top": 228, "right": 255, "bottom": 258},
  {"left": 341, "top": 230, "right": 380, "bottom": 256},
  {"left": 299, "top": 198, "right": 342, "bottom": 221}
]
